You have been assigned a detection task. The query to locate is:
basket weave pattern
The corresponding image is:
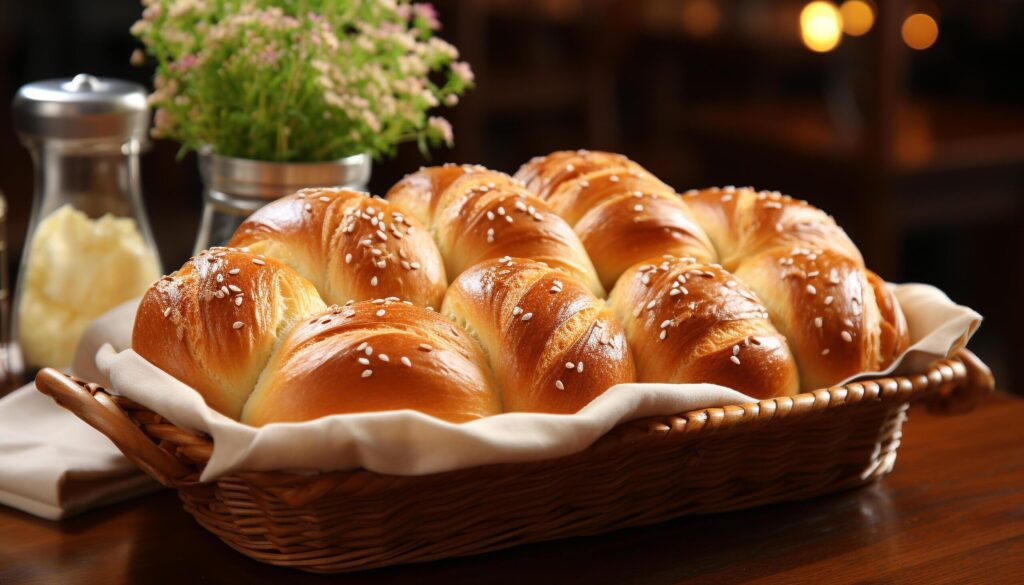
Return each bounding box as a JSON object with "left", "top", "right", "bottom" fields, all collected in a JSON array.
[{"left": 35, "top": 351, "right": 992, "bottom": 573}]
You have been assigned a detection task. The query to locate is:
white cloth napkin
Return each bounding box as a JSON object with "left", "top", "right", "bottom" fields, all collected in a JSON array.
[
  {"left": 0, "top": 301, "right": 158, "bottom": 520},
  {"left": 94, "top": 283, "right": 981, "bottom": 482}
]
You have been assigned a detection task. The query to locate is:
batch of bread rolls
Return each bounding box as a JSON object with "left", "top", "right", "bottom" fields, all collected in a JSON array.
[{"left": 133, "top": 150, "right": 910, "bottom": 425}]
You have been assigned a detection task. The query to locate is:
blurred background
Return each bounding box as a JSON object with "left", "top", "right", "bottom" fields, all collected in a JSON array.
[{"left": 1, "top": 0, "right": 1022, "bottom": 392}]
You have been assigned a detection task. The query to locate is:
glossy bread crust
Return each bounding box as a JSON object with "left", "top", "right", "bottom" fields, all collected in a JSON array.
[
  {"left": 609, "top": 256, "right": 799, "bottom": 399},
  {"left": 443, "top": 258, "right": 635, "bottom": 414},
  {"left": 132, "top": 248, "right": 326, "bottom": 418},
  {"left": 242, "top": 300, "right": 501, "bottom": 425},
  {"left": 229, "top": 188, "right": 447, "bottom": 309}
]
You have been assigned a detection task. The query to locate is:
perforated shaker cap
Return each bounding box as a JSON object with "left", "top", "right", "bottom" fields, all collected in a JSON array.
[{"left": 12, "top": 74, "right": 150, "bottom": 146}]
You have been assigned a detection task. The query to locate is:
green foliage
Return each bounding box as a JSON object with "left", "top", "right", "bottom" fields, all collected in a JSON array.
[{"left": 132, "top": 0, "right": 472, "bottom": 162}]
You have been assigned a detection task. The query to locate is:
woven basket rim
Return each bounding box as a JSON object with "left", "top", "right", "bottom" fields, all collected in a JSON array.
[{"left": 35, "top": 351, "right": 989, "bottom": 490}]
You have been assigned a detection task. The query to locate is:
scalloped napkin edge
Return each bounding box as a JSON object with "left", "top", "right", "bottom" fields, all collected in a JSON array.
[{"left": 95, "top": 283, "right": 981, "bottom": 482}]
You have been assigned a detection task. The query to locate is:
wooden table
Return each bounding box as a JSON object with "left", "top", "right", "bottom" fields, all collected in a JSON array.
[{"left": 1, "top": 394, "right": 1022, "bottom": 585}]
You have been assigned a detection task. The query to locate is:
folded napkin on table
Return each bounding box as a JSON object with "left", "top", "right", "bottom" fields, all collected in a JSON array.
[{"left": 0, "top": 300, "right": 156, "bottom": 520}]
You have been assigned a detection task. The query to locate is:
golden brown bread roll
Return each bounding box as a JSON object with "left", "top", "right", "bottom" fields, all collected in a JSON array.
[
  {"left": 681, "top": 186, "right": 909, "bottom": 389},
  {"left": 514, "top": 149, "right": 658, "bottom": 201},
  {"left": 682, "top": 186, "right": 863, "bottom": 270},
  {"left": 228, "top": 188, "right": 447, "bottom": 309},
  {"left": 516, "top": 155, "right": 717, "bottom": 290},
  {"left": 609, "top": 256, "right": 799, "bottom": 399},
  {"left": 443, "top": 257, "right": 636, "bottom": 414},
  {"left": 385, "top": 163, "right": 494, "bottom": 227},
  {"left": 733, "top": 247, "right": 909, "bottom": 390},
  {"left": 388, "top": 167, "right": 605, "bottom": 297},
  {"left": 242, "top": 299, "right": 501, "bottom": 425},
  {"left": 132, "top": 248, "right": 326, "bottom": 418}
]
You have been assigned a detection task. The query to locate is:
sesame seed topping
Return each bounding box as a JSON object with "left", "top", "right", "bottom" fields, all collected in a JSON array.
[
  {"left": 358, "top": 357, "right": 370, "bottom": 365},
  {"left": 841, "top": 331, "right": 853, "bottom": 342},
  {"left": 815, "top": 317, "right": 823, "bottom": 328},
  {"left": 633, "top": 204, "right": 644, "bottom": 212},
  {"left": 345, "top": 253, "right": 353, "bottom": 264},
  {"left": 661, "top": 320, "right": 672, "bottom": 329},
  {"left": 232, "top": 321, "right": 244, "bottom": 329},
  {"left": 229, "top": 268, "right": 240, "bottom": 275},
  {"left": 401, "top": 356, "right": 412, "bottom": 367},
  {"left": 365, "top": 346, "right": 374, "bottom": 355},
  {"left": 419, "top": 343, "right": 433, "bottom": 351},
  {"left": 319, "top": 196, "right": 331, "bottom": 202},
  {"left": 577, "top": 362, "right": 584, "bottom": 373},
  {"left": 487, "top": 211, "right": 495, "bottom": 221},
  {"left": 361, "top": 369, "right": 373, "bottom": 378},
  {"left": 512, "top": 307, "right": 523, "bottom": 316},
  {"left": 645, "top": 300, "right": 657, "bottom": 310},
  {"left": 234, "top": 296, "right": 243, "bottom": 306},
  {"left": 521, "top": 312, "right": 534, "bottom": 321},
  {"left": 566, "top": 362, "right": 575, "bottom": 369},
  {"left": 555, "top": 380, "right": 565, "bottom": 390},
  {"left": 376, "top": 309, "right": 386, "bottom": 317},
  {"left": 730, "top": 355, "right": 741, "bottom": 365},
  {"left": 379, "top": 354, "right": 390, "bottom": 362},
  {"left": 806, "top": 284, "right": 817, "bottom": 295},
  {"left": 370, "top": 276, "right": 379, "bottom": 287},
  {"left": 357, "top": 342, "right": 368, "bottom": 351},
  {"left": 410, "top": 261, "right": 420, "bottom": 270},
  {"left": 162, "top": 307, "right": 171, "bottom": 317},
  {"left": 732, "top": 344, "right": 740, "bottom": 355},
  {"left": 659, "top": 330, "right": 667, "bottom": 340},
  {"left": 822, "top": 348, "right": 831, "bottom": 355},
  {"left": 252, "top": 258, "right": 265, "bottom": 266}
]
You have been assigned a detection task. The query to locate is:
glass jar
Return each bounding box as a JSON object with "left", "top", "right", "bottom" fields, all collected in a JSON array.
[
  {"left": 11, "top": 74, "right": 161, "bottom": 371},
  {"left": 194, "top": 150, "right": 372, "bottom": 254}
]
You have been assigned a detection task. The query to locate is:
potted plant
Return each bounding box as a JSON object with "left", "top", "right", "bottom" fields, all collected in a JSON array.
[{"left": 131, "top": 0, "right": 473, "bottom": 251}]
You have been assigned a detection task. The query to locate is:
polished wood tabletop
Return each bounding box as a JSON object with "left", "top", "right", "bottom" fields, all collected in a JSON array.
[{"left": 1, "top": 394, "right": 1022, "bottom": 585}]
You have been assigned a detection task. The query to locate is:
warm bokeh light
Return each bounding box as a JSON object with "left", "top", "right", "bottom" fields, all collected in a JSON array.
[
  {"left": 839, "top": 0, "right": 874, "bottom": 36},
  {"left": 680, "top": 0, "right": 721, "bottom": 38},
  {"left": 800, "top": 2, "right": 843, "bottom": 53},
  {"left": 902, "top": 13, "right": 939, "bottom": 50}
]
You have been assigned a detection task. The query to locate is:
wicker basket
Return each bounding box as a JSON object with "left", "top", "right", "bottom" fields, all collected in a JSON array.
[{"left": 35, "top": 349, "right": 993, "bottom": 573}]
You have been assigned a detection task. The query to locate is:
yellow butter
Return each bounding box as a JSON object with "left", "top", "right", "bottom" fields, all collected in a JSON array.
[{"left": 17, "top": 204, "right": 159, "bottom": 369}]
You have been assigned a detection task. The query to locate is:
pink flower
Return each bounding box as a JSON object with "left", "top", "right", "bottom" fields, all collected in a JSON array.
[
  {"left": 170, "top": 53, "right": 200, "bottom": 73},
  {"left": 428, "top": 116, "right": 453, "bottom": 145},
  {"left": 259, "top": 47, "right": 279, "bottom": 65},
  {"left": 451, "top": 61, "right": 474, "bottom": 84},
  {"left": 413, "top": 4, "right": 441, "bottom": 30}
]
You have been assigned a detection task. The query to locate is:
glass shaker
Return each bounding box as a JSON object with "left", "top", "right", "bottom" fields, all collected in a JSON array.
[{"left": 11, "top": 74, "right": 161, "bottom": 372}]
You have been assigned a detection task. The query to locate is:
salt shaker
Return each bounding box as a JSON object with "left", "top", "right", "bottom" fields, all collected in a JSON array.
[{"left": 11, "top": 74, "right": 161, "bottom": 371}]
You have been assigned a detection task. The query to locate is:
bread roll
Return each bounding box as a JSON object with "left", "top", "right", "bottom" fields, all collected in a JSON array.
[
  {"left": 228, "top": 188, "right": 447, "bottom": 308},
  {"left": 242, "top": 299, "right": 501, "bottom": 425},
  {"left": 432, "top": 172, "right": 605, "bottom": 297},
  {"left": 516, "top": 155, "right": 716, "bottom": 290},
  {"left": 443, "top": 257, "right": 635, "bottom": 414},
  {"left": 514, "top": 149, "right": 658, "bottom": 201},
  {"left": 733, "top": 247, "right": 909, "bottom": 390},
  {"left": 132, "top": 248, "right": 326, "bottom": 418},
  {"left": 572, "top": 186, "right": 718, "bottom": 290},
  {"left": 386, "top": 163, "right": 494, "bottom": 227},
  {"left": 682, "top": 186, "right": 863, "bottom": 270},
  {"left": 609, "top": 256, "right": 799, "bottom": 399}
]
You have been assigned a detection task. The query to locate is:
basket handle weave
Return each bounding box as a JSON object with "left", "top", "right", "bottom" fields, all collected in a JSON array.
[
  {"left": 923, "top": 349, "right": 994, "bottom": 414},
  {"left": 34, "top": 368, "right": 193, "bottom": 486}
]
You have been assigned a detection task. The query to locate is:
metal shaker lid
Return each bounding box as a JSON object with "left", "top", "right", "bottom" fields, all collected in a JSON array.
[{"left": 12, "top": 74, "right": 150, "bottom": 146}]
